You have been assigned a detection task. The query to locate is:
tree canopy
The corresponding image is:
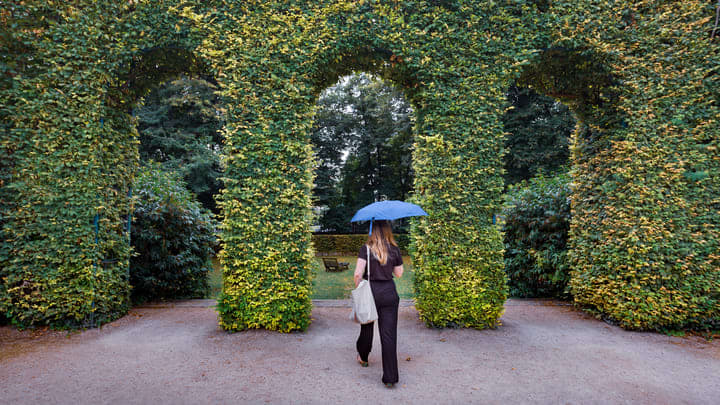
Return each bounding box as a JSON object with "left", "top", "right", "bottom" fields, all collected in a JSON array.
[
  {"left": 313, "top": 78, "right": 576, "bottom": 233},
  {"left": 311, "top": 73, "right": 414, "bottom": 232},
  {"left": 503, "top": 85, "right": 575, "bottom": 185},
  {"left": 134, "top": 77, "right": 224, "bottom": 214}
]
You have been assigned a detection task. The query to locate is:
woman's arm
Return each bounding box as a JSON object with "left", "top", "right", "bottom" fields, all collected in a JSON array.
[
  {"left": 393, "top": 265, "right": 404, "bottom": 278},
  {"left": 354, "top": 258, "right": 367, "bottom": 287}
]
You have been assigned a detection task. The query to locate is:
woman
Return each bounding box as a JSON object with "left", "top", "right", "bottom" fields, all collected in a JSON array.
[{"left": 353, "top": 220, "right": 404, "bottom": 388}]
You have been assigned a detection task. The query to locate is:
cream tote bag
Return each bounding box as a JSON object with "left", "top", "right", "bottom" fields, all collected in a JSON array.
[{"left": 350, "top": 245, "right": 378, "bottom": 324}]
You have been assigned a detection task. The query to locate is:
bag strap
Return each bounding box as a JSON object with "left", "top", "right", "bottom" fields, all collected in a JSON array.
[{"left": 366, "top": 245, "right": 371, "bottom": 285}]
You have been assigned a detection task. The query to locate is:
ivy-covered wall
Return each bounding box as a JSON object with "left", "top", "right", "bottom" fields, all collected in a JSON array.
[{"left": 1, "top": 1, "right": 717, "bottom": 331}]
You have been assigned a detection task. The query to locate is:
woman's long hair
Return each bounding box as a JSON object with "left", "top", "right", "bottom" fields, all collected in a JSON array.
[{"left": 367, "top": 220, "right": 397, "bottom": 265}]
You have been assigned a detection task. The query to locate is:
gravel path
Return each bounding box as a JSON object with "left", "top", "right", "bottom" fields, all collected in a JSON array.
[{"left": 1, "top": 299, "right": 718, "bottom": 404}]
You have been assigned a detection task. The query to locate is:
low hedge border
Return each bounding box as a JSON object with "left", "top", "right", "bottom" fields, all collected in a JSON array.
[{"left": 312, "top": 234, "right": 410, "bottom": 256}]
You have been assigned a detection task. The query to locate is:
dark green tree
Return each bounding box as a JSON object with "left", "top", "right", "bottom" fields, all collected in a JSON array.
[
  {"left": 130, "top": 164, "right": 217, "bottom": 303},
  {"left": 501, "top": 86, "right": 576, "bottom": 301},
  {"left": 311, "top": 73, "right": 414, "bottom": 232},
  {"left": 503, "top": 85, "right": 576, "bottom": 185},
  {"left": 134, "top": 77, "right": 224, "bottom": 214},
  {"left": 502, "top": 173, "right": 572, "bottom": 298},
  {"left": 311, "top": 78, "right": 357, "bottom": 210}
]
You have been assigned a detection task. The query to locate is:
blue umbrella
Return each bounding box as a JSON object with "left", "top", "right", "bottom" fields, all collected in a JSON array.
[{"left": 350, "top": 200, "right": 428, "bottom": 235}]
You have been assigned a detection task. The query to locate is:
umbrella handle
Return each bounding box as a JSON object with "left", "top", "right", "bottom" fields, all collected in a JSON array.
[{"left": 369, "top": 219, "right": 373, "bottom": 236}]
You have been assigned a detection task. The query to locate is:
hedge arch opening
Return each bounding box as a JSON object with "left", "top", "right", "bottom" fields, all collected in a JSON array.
[
  {"left": 96, "top": 45, "right": 220, "bottom": 327},
  {"left": 310, "top": 72, "right": 416, "bottom": 235},
  {"left": 116, "top": 47, "right": 224, "bottom": 304},
  {"left": 510, "top": 43, "right": 719, "bottom": 330},
  {"left": 502, "top": 46, "right": 622, "bottom": 300}
]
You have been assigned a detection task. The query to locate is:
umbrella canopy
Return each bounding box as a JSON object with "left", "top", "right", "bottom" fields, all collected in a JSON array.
[{"left": 350, "top": 200, "right": 428, "bottom": 223}]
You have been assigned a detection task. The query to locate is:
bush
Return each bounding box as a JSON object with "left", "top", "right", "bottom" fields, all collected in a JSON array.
[
  {"left": 130, "top": 165, "right": 217, "bottom": 303},
  {"left": 502, "top": 173, "right": 571, "bottom": 299},
  {"left": 312, "top": 233, "right": 410, "bottom": 255}
]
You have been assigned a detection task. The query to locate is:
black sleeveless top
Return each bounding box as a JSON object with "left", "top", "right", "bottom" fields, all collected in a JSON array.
[{"left": 358, "top": 243, "right": 403, "bottom": 281}]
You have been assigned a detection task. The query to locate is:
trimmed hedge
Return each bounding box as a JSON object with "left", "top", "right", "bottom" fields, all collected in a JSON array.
[
  {"left": 0, "top": 2, "right": 202, "bottom": 328},
  {"left": 129, "top": 165, "right": 215, "bottom": 303},
  {"left": 503, "top": 174, "right": 572, "bottom": 299},
  {"left": 313, "top": 234, "right": 410, "bottom": 255},
  {"left": 208, "top": 1, "right": 513, "bottom": 331},
  {"left": 1, "top": 1, "right": 717, "bottom": 331},
  {"left": 547, "top": 2, "right": 720, "bottom": 330}
]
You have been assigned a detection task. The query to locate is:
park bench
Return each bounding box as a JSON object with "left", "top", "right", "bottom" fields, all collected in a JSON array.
[{"left": 322, "top": 257, "right": 349, "bottom": 272}]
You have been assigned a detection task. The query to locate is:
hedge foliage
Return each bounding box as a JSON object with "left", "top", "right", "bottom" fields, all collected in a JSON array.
[
  {"left": 129, "top": 165, "right": 215, "bottom": 303},
  {"left": 205, "top": 1, "right": 514, "bottom": 331},
  {"left": 0, "top": 1, "right": 203, "bottom": 329},
  {"left": 547, "top": 1, "right": 720, "bottom": 330},
  {"left": 313, "top": 234, "right": 410, "bottom": 255},
  {"left": 503, "top": 173, "right": 572, "bottom": 299},
  {"left": 1, "top": 1, "right": 718, "bottom": 331}
]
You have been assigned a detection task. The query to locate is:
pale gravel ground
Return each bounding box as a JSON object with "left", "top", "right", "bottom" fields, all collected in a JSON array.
[{"left": 1, "top": 299, "right": 719, "bottom": 405}]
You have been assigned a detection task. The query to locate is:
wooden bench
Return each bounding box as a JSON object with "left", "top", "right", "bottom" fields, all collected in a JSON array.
[{"left": 322, "top": 257, "right": 350, "bottom": 272}]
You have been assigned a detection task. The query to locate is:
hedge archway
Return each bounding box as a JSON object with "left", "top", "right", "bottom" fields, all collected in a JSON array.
[{"left": 1, "top": 1, "right": 717, "bottom": 331}]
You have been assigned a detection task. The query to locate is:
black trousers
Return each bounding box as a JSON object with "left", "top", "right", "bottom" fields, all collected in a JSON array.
[{"left": 356, "top": 280, "right": 400, "bottom": 384}]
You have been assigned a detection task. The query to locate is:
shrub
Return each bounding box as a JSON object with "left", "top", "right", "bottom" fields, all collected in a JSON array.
[
  {"left": 130, "top": 165, "right": 217, "bottom": 303},
  {"left": 502, "top": 173, "right": 572, "bottom": 299}
]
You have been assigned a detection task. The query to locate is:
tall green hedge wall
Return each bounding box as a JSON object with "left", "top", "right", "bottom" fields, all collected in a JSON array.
[
  {"left": 1, "top": 1, "right": 717, "bottom": 331},
  {"left": 549, "top": 1, "right": 720, "bottom": 330}
]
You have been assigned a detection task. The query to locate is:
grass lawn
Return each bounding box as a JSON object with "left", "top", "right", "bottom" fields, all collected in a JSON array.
[{"left": 208, "top": 256, "right": 415, "bottom": 300}]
